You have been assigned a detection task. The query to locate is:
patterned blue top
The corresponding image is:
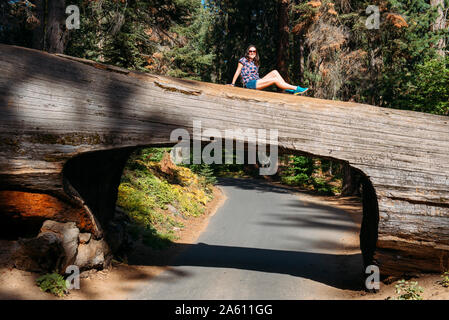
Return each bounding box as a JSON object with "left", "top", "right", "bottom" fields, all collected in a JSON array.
[{"left": 239, "top": 57, "right": 260, "bottom": 85}]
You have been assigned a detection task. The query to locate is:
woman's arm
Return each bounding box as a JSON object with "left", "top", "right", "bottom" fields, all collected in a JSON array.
[{"left": 231, "top": 62, "right": 243, "bottom": 86}]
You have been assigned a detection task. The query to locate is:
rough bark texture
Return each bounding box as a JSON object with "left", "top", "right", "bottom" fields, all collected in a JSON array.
[
  {"left": 430, "top": 0, "right": 446, "bottom": 57},
  {"left": 341, "top": 163, "right": 362, "bottom": 196},
  {"left": 45, "top": 0, "right": 68, "bottom": 53},
  {"left": 31, "top": 0, "right": 68, "bottom": 53},
  {"left": 277, "top": 0, "right": 290, "bottom": 82},
  {"left": 1, "top": 45, "right": 449, "bottom": 276},
  {"left": 31, "top": 0, "right": 45, "bottom": 50}
]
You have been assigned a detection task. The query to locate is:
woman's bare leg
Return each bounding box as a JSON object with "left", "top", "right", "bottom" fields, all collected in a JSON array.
[{"left": 256, "top": 70, "right": 297, "bottom": 90}]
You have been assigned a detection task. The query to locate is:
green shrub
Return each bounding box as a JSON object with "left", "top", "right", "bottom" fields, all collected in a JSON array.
[
  {"left": 393, "top": 279, "right": 424, "bottom": 300},
  {"left": 390, "top": 57, "right": 449, "bottom": 115},
  {"left": 117, "top": 147, "right": 214, "bottom": 249},
  {"left": 439, "top": 271, "right": 449, "bottom": 288},
  {"left": 36, "top": 273, "right": 68, "bottom": 297}
]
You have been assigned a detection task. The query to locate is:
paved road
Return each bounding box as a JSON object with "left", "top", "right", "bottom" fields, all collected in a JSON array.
[{"left": 132, "top": 178, "right": 364, "bottom": 299}]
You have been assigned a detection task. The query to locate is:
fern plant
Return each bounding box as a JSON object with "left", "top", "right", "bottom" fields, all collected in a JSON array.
[
  {"left": 439, "top": 271, "right": 449, "bottom": 288},
  {"left": 36, "top": 273, "right": 68, "bottom": 297}
]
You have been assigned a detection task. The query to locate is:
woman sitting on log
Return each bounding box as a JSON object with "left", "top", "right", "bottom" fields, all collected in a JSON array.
[{"left": 229, "top": 44, "right": 308, "bottom": 94}]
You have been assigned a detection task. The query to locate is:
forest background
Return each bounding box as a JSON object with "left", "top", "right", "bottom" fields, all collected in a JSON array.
[{"left": 2, "top": 0, "right": 447, "bottom": 114}]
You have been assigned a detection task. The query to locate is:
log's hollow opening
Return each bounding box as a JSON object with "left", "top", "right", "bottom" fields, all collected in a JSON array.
[
  {"left": 358, "top": 171, "right": 380, "bottom": 268},
  {"left": 62, "top": 147, "right": 136, "bottom": 229},
  {"left": 276, "top": 150, "right": 380, "bottom": 270},
  {"left": 61, "top": 143, "right": 380, "bottom": 280},
  {"left": 0, "top": 191, "right": 57, "bottom": 240}
]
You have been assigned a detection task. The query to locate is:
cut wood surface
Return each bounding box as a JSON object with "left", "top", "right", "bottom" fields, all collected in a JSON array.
[{"left": 1, "top": 44, "right": 448, "bottom": 275}]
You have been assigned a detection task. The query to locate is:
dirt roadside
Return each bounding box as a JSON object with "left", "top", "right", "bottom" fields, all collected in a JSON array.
[
  {"left": 0, "top": 186, "right": 226, "bottom": 300},
  {"left": 0, "top": 184, "right": 448, "bottom": 300},
  {"left": 291, "top": 188, "right": 449, "bottom": 300}
]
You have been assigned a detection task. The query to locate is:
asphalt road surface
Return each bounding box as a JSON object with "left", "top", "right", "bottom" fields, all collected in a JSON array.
[{"left": 132, "top": 178, "right": 364, "bottom": 299}]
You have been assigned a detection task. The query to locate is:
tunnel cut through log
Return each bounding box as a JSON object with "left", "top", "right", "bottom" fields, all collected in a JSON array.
[
  {"left": 1, "top": 44, "right": 448, "bottom": 276},
  {"left": 62, "top": 147, "right": 136, "bottom": 239}
]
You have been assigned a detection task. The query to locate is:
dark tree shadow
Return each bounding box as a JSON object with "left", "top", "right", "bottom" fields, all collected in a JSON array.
[{"left": 128, "top": 242, "right": 364, "bottom": 291}]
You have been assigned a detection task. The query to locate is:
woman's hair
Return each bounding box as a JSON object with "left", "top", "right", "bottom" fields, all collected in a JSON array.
[{"left": 244, "top": 44, "right": 260, "bottom": 67}]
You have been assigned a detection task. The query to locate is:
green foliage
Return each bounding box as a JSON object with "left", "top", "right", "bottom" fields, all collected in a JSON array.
[
  {"left": 278, "top": 155, "right": 341, "bottom": 195},
  {"left": 371, "top": 0, "right": 448, "bottom": 110},
  {"left": 165, "top": 5, "right": 215, "bottom": 80},
  {"left": 117, "top": 147, "right": 214, "bottom": 249},
  {"left": 280, "top": 155, "right": 313, "bottom": 187},
  {"left": 393, "top": 279, "right": 424, "bottom": 300},
  {"left": 0, "top": 0, "right": 35, "bottom": 47},
  {"left": 137, "top": 147, "right": 172, "bottom": 162},
  {"left": 398, "top": 57, "right": 449, "bottom": 115},
  {"left": 439, "top": 271, "right": 449, "bottom": 287},
  {"left": 290, "top": 0, "right": 449, "bottom": 112},
  {"left": 64, "top": 0, "right": 214, "bottom": 76},
  {"left": 36, "top": 273, "right": 68, "bottom": 297},
  {"left": 197, "top": 164, "right": 218, "bottom": 186},
  {"left": 183, "top": 146, "right": 252, "bottom": 179}
]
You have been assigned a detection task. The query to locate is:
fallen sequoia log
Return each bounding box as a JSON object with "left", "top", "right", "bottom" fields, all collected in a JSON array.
[{"left": 1, "top": 44, "right": 448, "bottom": 276}]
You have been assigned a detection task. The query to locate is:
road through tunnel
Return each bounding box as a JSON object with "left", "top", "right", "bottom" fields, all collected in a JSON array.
[{"left": 60, "top": 143, "right": 380, "bottom": 286}]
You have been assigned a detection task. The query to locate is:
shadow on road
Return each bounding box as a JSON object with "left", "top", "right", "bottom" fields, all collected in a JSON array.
[
  {"left": 216, "top": 177, "right": 293, "bottom": 194},
  {"left": 129, "top": 242, "right": 364, "bottom": 291},
  {"left": 127, "top": 177, "right": 365, "bottom": 292}
]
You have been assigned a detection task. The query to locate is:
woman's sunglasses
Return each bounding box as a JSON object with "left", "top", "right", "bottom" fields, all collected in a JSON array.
[{"left": 248, "top": 50, "right": 256, "bottom": 53}]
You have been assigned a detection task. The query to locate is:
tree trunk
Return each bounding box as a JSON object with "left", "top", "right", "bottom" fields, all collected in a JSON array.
[
  {"left": 45, "top": 0, "right": 68, "bottom": 53},
  {"left": 431, "top": 0, "right": 446, "bottom": 57},
  {"left": 31, "top": 0, "right": 68, "bottom": 53},
  {"left": 277, "top": 0, "right": 290, "bottom": 82},
  {"left": 31, "top": 0, "right": 45, "bottom": 50},
  {"left": 341, "top": 163, "right": 361, "bottom": 196},
  {"left": 299, "top": 34, "right": 305, "bottom": 83}
]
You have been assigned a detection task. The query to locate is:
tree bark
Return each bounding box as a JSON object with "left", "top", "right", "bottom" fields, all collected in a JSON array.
[
  {"left": 341, "top": 163, "right": 361, "bottom": 196},
  {"left": 299, "top": 34, "right": 305, "bottom": 83},
  {"left": 31, "top": 0, "right": 68, "bottom": 53},
  {"left": 277, "top": 0, "right": 290, "bottom": 82},
  {"left": 45, "top": 0, "right": 68, "bottom": 53},
  {"left": 31, "top": 0, "right": 45, "bottom": 50},
  {"left": 430, "top": 0, "right": 446, "bottom": 57}
]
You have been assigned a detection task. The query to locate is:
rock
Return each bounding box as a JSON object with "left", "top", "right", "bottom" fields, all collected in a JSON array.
[
  {"left": 13, "top": 232, "right": 65, "bottom": 273},
  {"left": 167, "top": 204, "right": 179, "bottom": 215},
  {"left": 79, "top": 269, "right": 96, "bottom": 279},
  {"left": 39, "top": 220, "right": 79, "bottom": 270},
  {"left": 78, "top": 233, "right": 91, "bottom": 244},
  {"left": 74, "top": 239, "right": 111, "bottom": 271},
  {"left": 11, "top": 220, "right": 81, "bottom": 273}
]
